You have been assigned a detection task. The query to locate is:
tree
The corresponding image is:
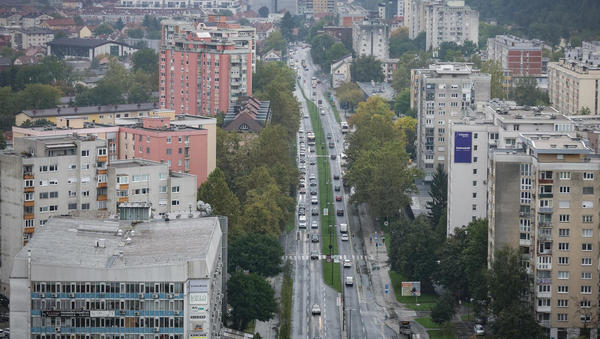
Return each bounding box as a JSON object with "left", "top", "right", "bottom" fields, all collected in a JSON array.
[
  {"left": 258, "top": 6, "right": 269, "bottom": 17},
  {"left": 579, "top": 106, "right": 592, "bottom": 115},
  {"left": 509, "top": 77, "right": 549, "bottom": 106},
  {"left": 480, "top": 60, "right": 505, "bottom": 99},
  {"left": 18, "top": 84, "right": 61, "bottom": 109},
  {"left": 240, "top": 188, "right": 284, "bottom": 236},
  {"left": 239, "top": 18, "right": 250, "bottom": 26},
  {"left": 132, "top": 48, "right": 158, "bottom": 74},
  {"left": 197, "top": 168, "right": 241, "bottom": 234},
  {"left": 73, "top": 16, "right": 84, "bottom": 26},
  {"left": 228, "top": 233, "right": 284, "bottom": 276},
  {"left": 431, "top": 292, "right": 456, "bottom": 324},
  {"left": 395, "top": 116, "right": 417, "bottom": 160},
  {"left": 114, "top": 18, "right": 125, "bottom": 31},
  {"left": 263, "top": 30, "right": 287, "bottom": 55},
  {"left": 94, "top": 23, "right": 113, "bottom": 36},
  {"left": 390, "top": 28, "right": 426, "bottom": 58},
  {"left": 427, "top": 164, "right": 447, "bottom": 230},
  {"left": 310, "top": 33, "right": 336, "bottom": 72},
  {"left": 279, "top": 12, "right": 295, "bottom": 41},
  {"left": 127, "top": 28, "right": 144, "bottom": 39},
  {"left": 392, "top": 51, "right": 431, "bottom": 92},
  {"left": 350, "top": 56, "right": 384, "bottom": 82},
  {"left": 393, "top": 88, "right": 412, "bottom": 116},
  {"left": 227, "top": 272, "right": 277, "bottom": 330},
  {"left": 335, "top": 82, "right": 363, "bottom": 112}
]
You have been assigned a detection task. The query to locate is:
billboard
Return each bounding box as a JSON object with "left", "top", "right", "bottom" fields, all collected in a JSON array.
[
  {"left": 401, "top": 281, "right": 421, "bottom": 297},
  {"left": 187, "top": 279, "right": 209, "bottom": 293},
  {"left": 190, "top": 293, "right": 208, "bottom": 305},
  {"left": 454, "top": 132, "right": 472, "bottom": 163}
]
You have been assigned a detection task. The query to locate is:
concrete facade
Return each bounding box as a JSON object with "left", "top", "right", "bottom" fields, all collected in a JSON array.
[
  {"left": 10, "top": 216, "right": 225, "bottom": 338},
  {"left": 424, "top": 0, "right": 479, "bottom": 51},
  {"left": 548, "top": 59, "right": 600, "bottom": 115},
  {"left": 330, "top": 54, "right": 352, "bottom": 88},
  {"left": 352, "top": 19, "right": 390, "bottom": 61}
]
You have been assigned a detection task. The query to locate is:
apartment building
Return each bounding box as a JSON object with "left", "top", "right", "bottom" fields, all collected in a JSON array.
[
  {"left": 107, "top": 159, "right": 197, "bottom": 219},
  {"left": 352, "top": 18, "right": 390, "bottom": 61},
  {"left": 404, "top": 0, "right": 426, "bottom": 39},
  {"left": 424, "top": 0, "right": 479, "bottom": 51},
  {"left": 487, "top": 35, "right": 543, "bottom": 77},
  {"left": 9, "top": 27, "right": 54, "bottom": 50},
  {"left": 10, "top": 216, "right": 226, "bottom": 339},
  {"left": 159, "top": 19, "right": 254, "bottom": 116},
  {"left": 548, "top": 59, "right": 600, "bottom": 115},
  {"left": 488, "top": 133, "right": 599, "bottom": 338},
  {"left": 446, "top": 102, "right": 574, "bottom": 235},
  {"left": 119, "top": 117, "right": 211, "bottom": 186},
  {"left": 120, "top": 0, "right": 242, "bottom": 12},
  {"left": 411, "top": 62, "right": 490, "bottom": 180},
  {"left": 565, "top": 41, "right": 600, "bottom": 68}
]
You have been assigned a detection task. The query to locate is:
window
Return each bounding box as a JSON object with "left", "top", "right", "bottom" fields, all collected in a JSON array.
[
  {"left": 39, "top": 206, "right": 48, "bottom": 213},
  {"left": 539, "top": 199, "right": 552, "bottom": 208},
  {"left": 132, "top": 175, "right": 149, "bottom": 182},
  {"left": 540, "top": 171, "right": 553, "bottom": 180},
  {"left": 557, "top": 314, "right": 568, "bottom": 322},
  {"left": 559, "top": 214, "right": 570, "bottom": 222},
  {"left": 81, "top": 177, "right": 90, "bottom": 183},
  {"left": 538, "top": 299, "right": 550, "bottom": 307},
  {"left": 97, "top": 174, "right": 107, "bottom": 183},
  {"left": 557, "top": 299, "right": 568, "bottom": 307},
  {"left": 520, "top": 178, "right": 532, "bottom": 190},
  {"left": 68, "top": 191, "right": 76, "bottom": 197},
  {"left": 172, "top": 186, "right": 180, "bottom": 193},
  {"left": 24, "top": 192, "right": 33, "bottom": 201},
  {"left": 558, "top": 242, "right": 569, "bottom": 251},
  {"left": 25, "top": 219, "right": 34, "bottom": 227},
  {"left": 520, "top": 164, "right": 531, "bottom": 176},
  {"left": 68, "top": 203, "right": 77, "bottom": 210},
  {"left": 558, "top": 271, "right": 569, "bottom": 279},
  {"left": 583, "top": 172, "right": 594, "bottom": 180},
  {"left": 38, "top": 192, "right": 47, "bottom": 199},
  {"left": 49, "top": 205, "right": 58, "bottom": 211},
  {"left": 166, "top": 148, "right": 172, "bottom": 155},
  {"left": 81, "top": 191, "right": 89, "bottom": 197},
  {"left": 473, "top": 169, "right": 477, "bottom": 174},
  {"left": 583, "top": 187, "right": 594, "bottom": 194},
  {"left": 581, "top": 258, "right": 592, "bottom": 266},
  {"left": 472, "top": 192, "right": 477, "bottom": 198},
  {"left": 81, "top": 150, "right": 90, "bottom": 157},
  {"left": 582, "top": 243, "right": 592, "bottom": 251},
  {"left": 171, "top": 200, "right": 180, "bottom": 206},
  {"left": 581, "top": 229, "right": 592, "bottom": 238},
  {"left": 69, "top": 164, "right": 77, "bottom": 170},
  {"left": 178, "top": 136, "right": 183, "bottom": 143},
  {"left": 116, "top": 176, "right": 129, "bottom": 184},
  {"left": 49, "top": 192, "right": 58, "bottom": 198},
  {"left": 81, "top": 203, "right": 90, "bottom": 210},
  {"left": 582, "top": 272, "right": 592, "bottom": 280},
  {"left": 97, "top": 148, "right": 107, "bottom": 156},
  {"left": 581, "top": 286, "right": 592, "bottom": 294},
  {"left": 167, "top": 137, "right": 172, "bottom": 144},
  {"left": 538, "top": 285, "right": 551, "bottom": 293},
  {"left": 580, "top": 300, "right": 592, "bottom": 308},
  {"left": 558, "top": 257, "right": 569, "bottom": 265},
  {"left": 558, "top": 228, "right": 570, "bottom": 237},
  {"left": 49, "top": 179, "right": 58, "bottom": 185},
  {"left": 520, "top": 191, "right": 531, "bottom": 203},
  {"left": 472, "top": 180, "right": 477, "bottom": 186},
  {"left": 557, "top": 285, "right": 569, "bottom": 293},
  {"left": 582, "top": 215, "right": 593, "bottom": 223},
  {"left": 39, "top": 165, "right": 48, "bottom": 172},
  {"left": 472, "top": 204, "right": 477, "bottom": 211},
  {"left": 146, "top": 147, "right": 150, "bottom": 154},
  {"left": 582, "top": 201, "right": 593, "bottom": 208},
  {"left": 24, "top": 179, "right": 34, "bottom": 187},
  {"left": 160, "top": 173, "right": 168, "bottom": 180},
  {"left": 559, "top": 171, "right": 571, "bottom": 180},
  {"left": 559, "top": 186, "right": 570, "bottom": 193}
]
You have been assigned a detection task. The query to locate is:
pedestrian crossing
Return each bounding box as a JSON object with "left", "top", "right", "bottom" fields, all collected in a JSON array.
[{"left": 282, "top": 254, "right": 372, "bottom": 261}]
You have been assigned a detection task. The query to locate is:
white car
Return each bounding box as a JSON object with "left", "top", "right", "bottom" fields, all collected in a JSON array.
[
  {"left": 474, "top": 324, "right": 485, "bottom": 336},
  {"left": 311, "top": 303, "right": 321, "bottom": 315},
  {"left": 341, "top": 233, "right": 349, "bottom": 241},
  {"left": 311, "top": 196, "right": 318, "bottom": 205},
  {"left": 345, "top": 276, "right": 354, "bottom": 286},
  {"left": 343, "top": 259, "right": 352, "bottom": 268},
  {"left": 311, "top": 220, "right": 319, "bottom": 229}
]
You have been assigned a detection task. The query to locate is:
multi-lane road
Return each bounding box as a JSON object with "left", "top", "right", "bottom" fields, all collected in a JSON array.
[{"left": 284, "top": 44, "right": 400, "bottom": 339}]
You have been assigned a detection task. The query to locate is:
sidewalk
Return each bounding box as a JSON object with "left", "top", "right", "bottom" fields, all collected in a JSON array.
[{"left": 255, "top": 275, "right": 282, "bottom": 339}]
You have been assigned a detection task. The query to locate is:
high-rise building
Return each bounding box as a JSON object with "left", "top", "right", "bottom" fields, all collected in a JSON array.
[
  {"left": 159, "top": 19, "right": 255, "bottom": 116},
  {"left": 403, "top": 0, "right": 426, "bottom": 39},
  {"left": 352, "top": 18, "right": 390, "bottom": 61},
  {"left": 299, "top": 0, "right": 335, "bottom": 17},
  {"left": 548, "top": 59, "right": 600, "bottom": 115},
  {"left": 565, "top": 41, "right": 600, "bottom": 68},
  {"left": 424, "top": 0, "right": 478, "bottom": 51},
  {"left": 10, "top": 216, "right": 226, "bottom": 338},
  {"left": 488, "top": 133, "right": 599, "bottom": 338},
  {"left": 411, "top": 62, "right": 490, "bottom": 180},
  {"left": 487, "top": 35, "right": 544, "bottom": 77}
]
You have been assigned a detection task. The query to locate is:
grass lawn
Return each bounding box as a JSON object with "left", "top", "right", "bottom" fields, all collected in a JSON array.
[
  {"left": 322, "top": 260, "right": 342, "bottom": 292},
  {"left": 460, "top": 312, "right": 475, "bottom": 321},
  {"left": 427, "top": 330, "right": 456, "bottom": 339},
  {"left": 416, "top": 317, "right": 439, "bottom": 329},
  {"left": 389, "top": 270, "right": 438, "bottom": 310}
]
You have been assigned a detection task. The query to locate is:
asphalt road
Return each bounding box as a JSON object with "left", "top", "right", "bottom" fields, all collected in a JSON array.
[{"left": 287, "top": 45, "right": 397, "bottom": 339}]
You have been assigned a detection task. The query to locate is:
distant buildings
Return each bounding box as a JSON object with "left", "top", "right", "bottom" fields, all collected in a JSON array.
[
  {"left": 336, "top": 2, "right": 367, "bottom": 27},
  {"left": 120, "top": 0, "right": 242, "bottom": 13},
  {"left": 262, "top": 49, "right": 281, "bottom": 62},
  {"left": 8, "top": 27, "right": 54, "bottom": 50},
  {"left": 10, "top": 216, "right": 226, "bottom": 338},
  {"left": 159, "top": 18, "right": 256, "bottom": 116},
  {"left": 565, "top": 41, "right": 600, "bottom": 68},
  {"left": 331, "top": 54, "right": 352, "bottom": 88},
  {"left": 47, "top": 38, "right": 138, "bottom": 60},
  {"left": 411, "top": 62, "right": 491, "bottom": 180},
  {"left": 222, "top": 96, "right": 271, "bottom": 133},
  {"left": 487, "top": 35, "right": 544, "bottom": 77},
  {"left": 548, "top": 58, "right": 600, "bottom": 115},
  {"left": 352, "top": 18, "right": 390, "bottom": 61},
  {"left": 298, "top": 0, "right": 335, "bottom": 17}
]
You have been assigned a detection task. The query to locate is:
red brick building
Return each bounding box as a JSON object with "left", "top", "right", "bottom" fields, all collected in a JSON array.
[{"left": 487, "top": 35, "right": 543, "bottom": 77}]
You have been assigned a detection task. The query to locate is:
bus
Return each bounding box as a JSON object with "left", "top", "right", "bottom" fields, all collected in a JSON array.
[{"left": 341, "top": 122, "right": 349, "bottom": 134}]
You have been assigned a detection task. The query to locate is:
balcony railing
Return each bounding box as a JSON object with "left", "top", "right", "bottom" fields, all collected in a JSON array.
[
  {"left": 538, "top": 207, "right": 553, "bottom": 213},
  {"left": 539, "top": 193, "right": 553, "bottom": 198},
  {"left": 536, "top": 305, "right": 551, "bottom": 313},
  {"left": 538, "top": 178, "right": 553, "bottom": 184},
  {"left": 536, "top": 262, "right": 552, "bottom": 270}
]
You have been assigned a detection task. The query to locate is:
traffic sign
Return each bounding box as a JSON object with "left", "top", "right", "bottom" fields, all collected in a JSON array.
[{"left": 323, "top": 208, "right": 328, "bottom": 216}]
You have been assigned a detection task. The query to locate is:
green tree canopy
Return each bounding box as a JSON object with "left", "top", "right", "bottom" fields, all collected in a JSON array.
[
  {"left": 350, "top": 56, "right": 384, "bottom": 83},
  {"left": 228, "top": 272, "right": 277, "bottom": 330},
  {"left": 228, "top": 233, "right": 284, "bottom": 276},
  {"left": 94, "top": 23, "right": 113, "bottom": 35},
  {"left": 509, "top": 77, "right": 549, "bottom": 106},
  {"left": 258, "top": 6, "right": 269, "bottom": 17},
  {"left": 132, "top": 48, "right": 158, "bottom": 74},
  {"left": 431, "top": 292, "right": 457, "bottom": 324},
  {"left": 480, "top": 60, "right": 505, "bottom": 99},
  {"left": 263, "top": 30, "right": 287, "bottom": 56},
  {"left": 335, "top": 82, "right": 363, "bottom": 112},
  {"left": 127, "top": 28, "right": 144, "bottom": 39},
  {"left": 197, "top": 168, "right": 241, "bottom": 234},
  {"left": 427, "top": 164, "right": 447, "bottom": 229}
]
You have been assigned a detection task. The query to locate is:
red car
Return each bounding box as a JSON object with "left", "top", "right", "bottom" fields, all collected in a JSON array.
[{"left": 336, "top": 195, "right": 343, "bottom": 201}]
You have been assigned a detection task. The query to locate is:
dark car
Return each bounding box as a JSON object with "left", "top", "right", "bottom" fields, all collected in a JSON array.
[
  {"left": 311, "top": 250, "right": 319, "bottom": 260},
  {"left": 334, "top": 185, "right": 341, "bottom": 192},
  {"left": 310, "top": 188, "right": 317, "bottom": 195},
  {"left": 312, "top": 208, "right": 319, "bottom": 216},
  {"left": 337, "top": 209, "right": 344, "bottom": 216},
  {"left": 311, "top": 233, "right": 320, "bottom": 242},
  {"left": 328, "top": 142, "right": 334, "bottom": 148},
  {"left": 327, "top": 133, "right": 332, "bottom": 139},
  {"left": 298, "top": 207, "right": 305, "bottom": 216},
  {"left": 330, "top": 154, "right": 337, "bottom": 160},
  {"left": 299, "top": 187, "right": 306, "bottom": 194},
  {"left": 333, "top": 173, "right": 340, "bottom": 180}
]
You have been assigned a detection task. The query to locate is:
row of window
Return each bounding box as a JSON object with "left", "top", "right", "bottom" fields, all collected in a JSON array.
[
  {"left": 33, "top": 282, "right": 185, "bottom": 294},
  {"left": 557, "top": 243, "right": 593, "bottom": 251},
  {"left": 520, "top": 166, "right": 596, "bottom": 181},
  {"left": 557, "top": 313, "right": 593, "bottom": 322}
]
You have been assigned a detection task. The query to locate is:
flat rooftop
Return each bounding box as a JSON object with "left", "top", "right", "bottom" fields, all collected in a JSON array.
[
  {"left": 109, "top": 159, "right": 165, "bottom": 169},
  {"left": 430, "top": 63, "right": 473, "bottom": 75},
  {"left": 486, "top": 101, "right": 570, "bottom": 123},
  {"left": 521, "top": 133, "right": 591, "bottom": 154},
  {"left": 15, "top": 216, "right": 221, "bottom": 269}
]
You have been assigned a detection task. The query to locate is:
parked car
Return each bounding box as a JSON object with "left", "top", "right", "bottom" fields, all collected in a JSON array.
[{"left": 474, "top": 324, "right": 485, "bottom": 336}]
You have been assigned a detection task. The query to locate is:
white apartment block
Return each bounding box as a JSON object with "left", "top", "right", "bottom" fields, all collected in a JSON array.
[
  {"left": 352, "top": 19, "right": 390, "bottom": 61},
  {"left": 548, "top": 59, "right": 600, "bottom": 116},
  {"left": 565, "top": 41, "right": 600, "bottom": 68},
  {"left": 488, "top": 134, "right": 599, "bottom": 338},
  {"left": 411, "top": 62, "right": 490, "bottom": 180},
  {"left": 119, "top": 0, "right": 242, "bottom": 12},
  {"left": 424, "top": 0, "right": 478, "bottom": 51}
]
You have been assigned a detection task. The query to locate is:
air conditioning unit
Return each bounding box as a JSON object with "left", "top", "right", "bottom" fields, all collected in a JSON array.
[
  {"left": 51, "top": 293, "right": 57, "bottom": 298},
  {"left": 168, "top": 294, "right": 174, "bottom": 299},
  {"left": 134, "top": 311, "right": 140, "bottom": 316},
  {"left": 138, "top": 293, "right": 144, "bottom": 299},
  {"left": 153, "top": 294, "right": 159, "bottom": 299},
  {"left": 56, "top": 327, "right": 61, "bottom": 333},
  {"left": 174, "top": 311, "right": 180, "bottom": 315},
  {"left": 154, "top": 327, "right": 160, "bottom": 333},
  {"left": 40, "top": 293, "right": 45, "bottom": 298},
  {"left": 69, "top": 293, "right": 75, "bottom": 298}
]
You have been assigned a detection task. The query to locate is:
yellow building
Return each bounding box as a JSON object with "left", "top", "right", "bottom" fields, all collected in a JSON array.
[{"left": 549, "top": 59, "right": 600, "bottom": 115}]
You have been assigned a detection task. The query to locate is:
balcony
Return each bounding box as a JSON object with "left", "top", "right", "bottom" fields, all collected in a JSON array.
[
  {"left": 97, "top": 169, "right": 107, "bottom": 175},
  {"left": 538, "top": 207, "right": 553, "bottom": 214},
  {"left": 539, "top": 320, "right": 551, "bottom": 328},
  {"left": 24, "top": 227, "right": 35, "bottom": 234},
  {"left": 23, "top": 173, "right": 34, "bottom": 179},
  {"left": 536, "top": 305, "right": 551, "bottom": 313},
  {"left": 97, "top": 155, "right": 107, "bottom": 163},
  {"left": 536, "top": 290, "right": 551, "bottom": 299},
  {"left": 97, "top": 182, "right": 107, "bottom": 188},
  {"left": 118, "top": 197, "right": 129, "bottom": 203},
  {"left": 520, "top": 238, "right": 531, "bottom": 246},
  {"left": 537, "top": 232, "right": 552, "bottom": 242},
  {"left": 119, "top": 184, "right": 129, "bottom": 190},
  {"left": 538, "top": 178, "right": 553, "bottom": 184},
  {"left": 97, "top": 195, "right": 107, "bottom": 201},
  {"left": 539, "top": 193, "right": 553, "bottom": 198},
  {"left": 24, "top": 186, "right": 34, "bottom": 193},
  {"left": 537, "top": 221, "right": 552, "bottom": 227},
  {"left": 24, "top": 213, "right": 34, "bottom": 220},
  {"left": 536, "top": 262, "right": 552, "bottom": 270}
]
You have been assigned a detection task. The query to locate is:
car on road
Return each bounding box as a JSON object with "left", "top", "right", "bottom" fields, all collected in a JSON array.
[
  {"left": 311, "top": 197, "right": 318, "bottom": 204},
  {"left": 327, "top": 132, "right": 332, "bottom": 139},
  {"left": 300, "top": 158, "right": 305, "bottom": 163},
  {"left": 336, "top": 195, "right": 342, "bottom": 201},
  {"left": 311, "top": 220, "right": 319, "bottom": 229},
  {"left": 298, "top": 215, "right": 307, "bottom": 228},
  {"left": 474, "top": 324, "right": 485, "bottom": 336},
  {"left": 298, "top": 207, "right": 305, "bottom": 216},
  {"left": 300, "top": 152, "right": 305, "bottom": 158},
  {"left": 299, "top": 187, "right": 306, "bottom": 194},
  {"left": 341, "top": 233, "right": 349, "bottom": 241},
  {"left": 330, "top": 154, "right": 337, "bottom": 160},
  {"left": 334, "top": 185, "right": 341, "bottom": 192},
  {"left": 311, "top": 233, "right": 320, "bottom": 242},
  {"left": 304, "top": 113, "right": 309, "bottom": 118},
  {"left": 337, "top": 209, "right": 344, "bottom": 216},
  {"left": 310, "top": 159, "right": 316, "bottom": 165},
  {"left": 311, "top": 303, "right": 321, "bottom": 315},
  {"left": 311, "top": 251, "right": 319, "bottom": 260},
  {"left": 309, "top": 174, "right": 316, "bottom": 180},
  {"left": 320, "top": 109, "right": 326, "bottom": 115},
  {"left": 312, "top": 208, "right": 319, "bottom": 216},
  {"left": 345, "top": 276, "right": 354, "bottom": 286},
  {"left": 333, "top": 173, "right": 340, "bottom": 180},
  {"left": 343, "top": 259, "right": 352, "bottom": 268},
  {"left": 328, "top": 142, "right": 334, "bottom": 148},
  {"left": 310, "top": 188, "right": 317, "bottom": 195},
  {"left": 310, "top": 147, "right": 316, "bottom": 153}
]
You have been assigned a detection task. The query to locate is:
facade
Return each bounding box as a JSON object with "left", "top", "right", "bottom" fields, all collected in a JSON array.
[
  {"left": 40, "top": 18, "right": 78, "bottom": 32},
  {"left": 487, "top": 35, "right": 543, "bottom": 77},
  {"left": 107, "top": 159, "right": 197, "bottom": 218},
  {"left": 222, "top": 96, "right": 271, "bottom": 133},
  {"left": 10, "top": 216, "right": 225, "bottom": 339},
  {"left": 403, "top": 0, "right": 426, "bottom": 39},
  {"left": 565, "top": 41, "right": 600, "bottom": 68},
  {"left": 488, "top": 133, "right": 599, "bottom": 338},
  {"left": 0, "top": 135, "right": 108, "bottom": 294},
  {"left": 411, "top": 63, "right": 490, "bottom": 180},
  {"left": 119, "top": 117, "right": 211, "bottom": 186},
  {"left": 382, "top": 58, "right": 399, "bottom": 83},
  {"left": 119, "top": 0, "right": 242, "bottom": 12},
  {"left": 323, "top": 26, "right": 353, "bottom": 45},
  {"left": 352, "top": 19, "right": 390, "bottom": 61},
  {"left": 299, "top": 0, "right": 335, "bottom": 16},
  {"left": 9, "top": 28, "right": 55, "bottom": 50},
  {"left": 159, "top": 20, "right": 254, "bottom": 116},
  {"left": 262, "top": 49, "right": 281, "bottom": 62},
  {"left": 331, "top": 54, "right": 352, "bottom": 88},
  {"left": 47, "top": 38, "right": 138, "bottom": 60},
  {"left": 424, "top": 0, "right": 479, "bottom": 51},
  {"left": 548, "top": 59, "right": 600, "bottom": 115}
]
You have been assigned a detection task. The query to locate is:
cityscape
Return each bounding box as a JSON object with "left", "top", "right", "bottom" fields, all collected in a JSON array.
[{"left": 0, "top": 0, "right": 599, "bottom": 338}]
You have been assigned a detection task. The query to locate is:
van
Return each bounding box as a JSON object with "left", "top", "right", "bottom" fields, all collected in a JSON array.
[
  {"left": 339, "top": 223, "right": 348, "bottom": 233},
  {"left": 299, "top": 215, "right": 307, "bottom": 228}
]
